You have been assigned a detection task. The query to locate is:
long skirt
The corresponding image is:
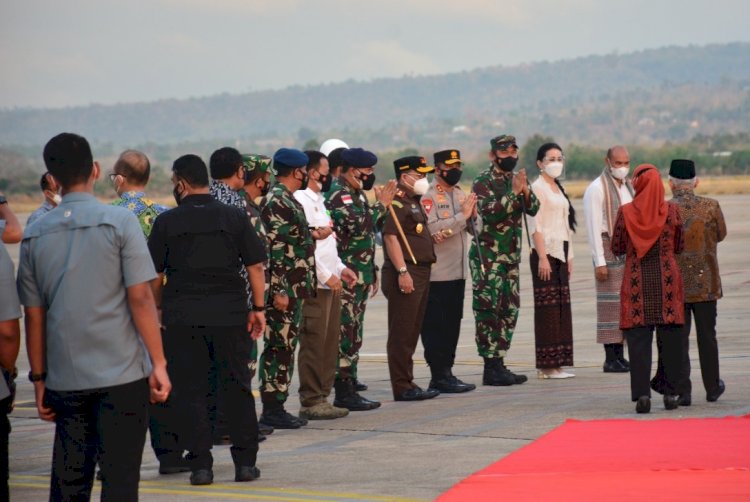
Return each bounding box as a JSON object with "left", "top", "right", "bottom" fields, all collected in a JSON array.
[
  {"left": 596, "top": 234, "right": 626, "bottom": 344},
  {"left": 530, "top": 246, "right": 574, "bottom": 369}
]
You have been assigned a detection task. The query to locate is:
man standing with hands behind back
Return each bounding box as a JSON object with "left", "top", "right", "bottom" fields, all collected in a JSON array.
[{"left": 17, "top": 132, "right": 171, "bottom": 501}]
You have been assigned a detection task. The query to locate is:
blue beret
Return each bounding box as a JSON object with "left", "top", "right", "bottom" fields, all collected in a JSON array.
[
  {"left": 272, "top": 148, "right": 309, "bottom": 173},
  {"left": 341, "top": 147, "right": 378, "bottom": 168}
]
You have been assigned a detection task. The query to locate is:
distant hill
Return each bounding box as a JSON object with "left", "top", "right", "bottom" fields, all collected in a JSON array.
[{"left": 1, "top": 43, "right": 749, "bottom": 151}]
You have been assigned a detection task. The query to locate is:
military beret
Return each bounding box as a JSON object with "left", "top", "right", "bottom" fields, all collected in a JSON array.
[
  {"left": 272, "top": 148, "right": 309, "bottom": 174},
  {"left": 669, "top": 159, "right": 696, "bottom": 179},
  {"left": 433, "top": 149, "right": 462, "bottom": 166},
  {"left": 341, "top": 147, "right": 378, "bottom": 168},
  {"left": 242, "top": 154, "right": 271, "bottom": 181},
  {"left": 490, "top": 134, "right": 518, "bottom": 151},
  {"left": 393, "top": 155, "right": 434, "bottom": 179}
]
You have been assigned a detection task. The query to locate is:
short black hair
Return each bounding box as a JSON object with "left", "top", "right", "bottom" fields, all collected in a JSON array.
[
  {"left": 274, "top": 163, "right": 299, "bottom": 177},
  {"left": 39, "top": 173, "right": 52, "bottom": 191},
  {"left": 43, "top": 132, "right": 93, "bottom": 188},
  {"left": 173, "top": 154, "right": 209, "bottom": 188},
  {"left": 329, "top": 147, "right": 348, "bottom": 172},
  {"left": 113, "top": 150, "right": 151, "bottom": 185},
  {"left": 304, "top": 150, "right": 327, "bottom": 171},
  {"left": 209, "top": 147, "right": 242, "bottom": 180}
]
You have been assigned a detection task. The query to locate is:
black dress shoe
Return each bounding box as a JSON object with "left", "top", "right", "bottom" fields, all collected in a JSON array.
[
  {"left": 678, "top": 394, "right": 692, "bottom": 406},
  {"left": 617, "top": 357, "right": 631, "bottom": 370},
  {"left": 354, "top": 379, "right": 368, "bottom": 391},
  {"left": 707, "top": 379, "right": 726, "bottom": 402},
  {"left": 259, "top": 408, "right": 307, "bottom": 429},
  {"left": 429, "top": 376, "right": 476, "bottom": 393},
  {"left": 235, "top": 465, "right": 261, "bottom": 482},
  {"left": 258, "top": 422, "right": 274, "bottom": 435},
  {"left": 334, "top": 392, "right": 381, "bottom": 411},
  {"left": 663, "top": 394, "right": 680, "bottom": 410},
  {"left": 394, "top": 386, "right": 440, "bottom": 401},
  {"left": 603, "top": 360, "right": 629, "bottom": 373},
  {"left": 190, "top": 469, "right": 214, "bottom": 486},
  {"left": 636, "top": 395, "right": 651, "bottom": 414},
  {"left": 159, "top": 455, "right": 191, "bottom": 475}
]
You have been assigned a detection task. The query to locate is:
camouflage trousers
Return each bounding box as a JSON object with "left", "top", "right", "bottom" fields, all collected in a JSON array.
[
  {"left": 336, "top": 283, "right": 370, "bottom": 381},
  {"left": 470, "top": 259, "right": 520, "bottom": 358},
  {"left": 259, "top": 297, "right": 304, "bottom": 407}
]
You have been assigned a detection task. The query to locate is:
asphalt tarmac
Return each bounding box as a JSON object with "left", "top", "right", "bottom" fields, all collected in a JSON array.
[{"left": 7, "top": 195, "right": 750, "bottom": 501}]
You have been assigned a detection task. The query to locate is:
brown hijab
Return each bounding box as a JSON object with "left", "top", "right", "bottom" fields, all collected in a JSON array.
[{"left": 621, "top": 164, "right": 668, "bottom": 259}]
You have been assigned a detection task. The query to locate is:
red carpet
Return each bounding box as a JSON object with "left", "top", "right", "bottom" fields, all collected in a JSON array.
[{"left": 439, "top": 415, "right": 750, "bottom": 501}]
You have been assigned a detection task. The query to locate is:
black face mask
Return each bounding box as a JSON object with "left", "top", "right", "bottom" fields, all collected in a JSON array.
[
  {"left": 441, "top": 168, "right": 463, "bottom": 186},
  {"left": 172, "top": 185, "right": 183, "bottom": 206},
  {"left": 360, "top": 172, "right": 376, "bottom": 191},
  {"left": 259, "top": 180, "right": 270, "bottom": 197},
  {"left": 497, "top": 156, "right": 518, "bottom": 173},
  {"left": 296, "top": 169, "right": 308, "bottom": 191},
  {"left": 318, "top": 173, "right": 333, "bottom": 193}
]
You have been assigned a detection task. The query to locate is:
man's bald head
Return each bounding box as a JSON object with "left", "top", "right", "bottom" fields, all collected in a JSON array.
[
  {"left": 606, "top": 145, "right": 629, "bottom": 162},
  {"left": 113, "top": 149, "right": 151, "bottom": 186}
]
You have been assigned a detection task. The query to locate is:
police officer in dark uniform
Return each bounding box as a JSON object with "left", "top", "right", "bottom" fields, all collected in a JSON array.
[{"left": 382, "top": 156, "right": 439, "bottom": 401}]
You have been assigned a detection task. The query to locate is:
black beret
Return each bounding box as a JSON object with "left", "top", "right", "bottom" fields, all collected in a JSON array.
[
  {"left": 272, "top": 148, "right": 309, "bottom": 174},
  {"left": 341, "top": 147, "right": 378, "bottom": 168},
  {"left": 669, "top": 159, "right": 696, "bottom": 179},
  {"left": 433, "top": 149, "right": 462, "bottom": 166}
]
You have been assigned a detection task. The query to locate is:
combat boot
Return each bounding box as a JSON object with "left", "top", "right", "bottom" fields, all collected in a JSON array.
[
  {"left": 482, "top": 357, "right": 515, "bottom": 386},
  {"left": 499, "top": 357, "right": 527, "bottom": 384},
  {"left": 334, "top": 379, "right": 381, "bottom": 411}
]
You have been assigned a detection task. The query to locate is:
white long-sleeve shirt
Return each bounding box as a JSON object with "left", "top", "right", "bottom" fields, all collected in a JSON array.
[
  {"left": 294, "top": 188, "right": 347, "bottom": 288},
  {"left": 582, "top": 175, "right": 633, "bottom": 267},
  {"left": 527, "top": 177, "right": 574, "bottom": 262}
]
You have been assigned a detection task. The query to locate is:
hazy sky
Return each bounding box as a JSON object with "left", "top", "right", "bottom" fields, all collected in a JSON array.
[{"left": 2, "top": 0, "right": 748, "bottom": 109}]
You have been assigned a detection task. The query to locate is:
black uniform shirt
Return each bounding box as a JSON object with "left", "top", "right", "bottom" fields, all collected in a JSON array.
[
  {"left": 383, "top": 189, "right": 436, "bottom": 266},
  {"left": 148, "top": 194, "right": 266, "bottom": 327}
]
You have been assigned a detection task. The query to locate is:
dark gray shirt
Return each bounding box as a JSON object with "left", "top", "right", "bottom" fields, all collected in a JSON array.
[{"left": 17, "top": 192, "right": 156, "bottom": 391}]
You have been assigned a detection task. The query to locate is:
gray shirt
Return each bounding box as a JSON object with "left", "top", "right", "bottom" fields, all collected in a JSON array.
[
  {"left": 420, "top": 180, "right": 471, "bottom": 282},
  {"left": 17, "top": 192, "right": 156, "bottom": 391}
]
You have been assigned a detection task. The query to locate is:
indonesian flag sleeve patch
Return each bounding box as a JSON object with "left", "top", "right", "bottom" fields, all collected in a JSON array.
[{"left": 341, "top": 194, "right": 353, "bottom": 204}]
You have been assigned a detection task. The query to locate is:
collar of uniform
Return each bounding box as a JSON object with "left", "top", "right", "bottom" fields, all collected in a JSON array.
[
  {"left": 60, "top": 192, "right": 96, "bottom": 203},
  {"left": 181, "top": 193, "right": 214, "bottom": 205},
  {"left": 341, "top": 177, "right": 360, "bottom": 194},
  {"left": 298, "top": 187, "right": 322, "bottom": 202},
  {"left": 673, "top": 187, "right": 694, "bottom": 197}
]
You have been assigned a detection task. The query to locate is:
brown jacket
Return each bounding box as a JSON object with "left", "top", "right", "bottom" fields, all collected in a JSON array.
[{"left": 671, "top": 188, "right": 727, "bottom": 303}]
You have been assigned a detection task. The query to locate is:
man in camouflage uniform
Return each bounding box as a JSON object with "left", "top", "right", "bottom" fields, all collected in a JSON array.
[
  {"left": 471, "top": 135, "right": 539, "bottom": 386},
  {"left": 325, "top": 147, "right": 396, "bottom": 410},
  {"left": 259, "top": 148, "right": 316, "bottom": 429}
]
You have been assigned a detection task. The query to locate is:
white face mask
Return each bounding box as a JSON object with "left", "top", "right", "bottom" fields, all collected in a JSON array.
[
  {"left": 410, "top": 176, "right": 430, "bottom": 196},
  {"left": 611, "top": 165, "right": 630, "bottom": 180},
  {"left": 544, "top": 162, "right": 564, "bottom": 179},
  {"left": 51, "top": 193, "right": 62, "bottom": 205}
]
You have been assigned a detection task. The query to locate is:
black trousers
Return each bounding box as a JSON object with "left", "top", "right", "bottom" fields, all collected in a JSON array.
[
  {"left": 420, "top": 279, "right": 465, "bottom": 374},
  {"left": 654, "top": 301, "right": 721, "bottom": 396},
  {"left": 45, "top": 378, "right": 150, "bottom": 502},
  {"left": 625, "top": 325, "right": 684, "bottom": 401},
  {"left": 1, "top": 408, "right": 9, "bottom": 502},
  {"left": 164, "top": 325, "right": 259, "bottom": 470}
]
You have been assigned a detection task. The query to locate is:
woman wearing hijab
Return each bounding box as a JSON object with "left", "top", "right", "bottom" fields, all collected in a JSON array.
[
  {"left": 611, "top": 164, "right": 685, "bottom": 413},
  {"left": 528, "top": 143, "right": 576, "bottom": 379}
]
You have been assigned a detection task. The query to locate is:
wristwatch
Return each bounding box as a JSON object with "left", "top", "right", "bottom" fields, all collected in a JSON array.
[
  {"left": 28, "top": 371, "right": 47, "bottom": 382},
  {"left": 251, "top": 304, "right": 265, "bottom": 312},
  {"left": 398, "top": 266, "right": 408, "bottom": 275}
]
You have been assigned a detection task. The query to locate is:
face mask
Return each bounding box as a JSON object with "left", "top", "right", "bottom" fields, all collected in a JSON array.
[
  {"left": 611, "top": 165, "right": 630, "bottom": 180},
  {"left": 497, "top": 156, "right": 518, "bottom": 172},
  {"left": 317, "top": 173, "right": 333, "bottom": 193},
  {"left": 410, "top": 176, "right": 430, "bottom": 196},
  {"left": 259, "top": 180, "right": 270, "bottom": 197},
  {"left": 544, "top": 162, "right": 564, "bottom": 179},
  {"left": 360, "top": 172, "right": 376, "bottom": 191},
  {"left": 172, "top": 184, "right": 183, "bottom": 205},
  {"left": 52, "top": 193, "right": 62, "bottom": 204},
  {"left": 296, "top": 169, "right": 309, "bottom": 191},
  {"left": 441, "top": 168, "right": 462, "bottom": 186}
]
